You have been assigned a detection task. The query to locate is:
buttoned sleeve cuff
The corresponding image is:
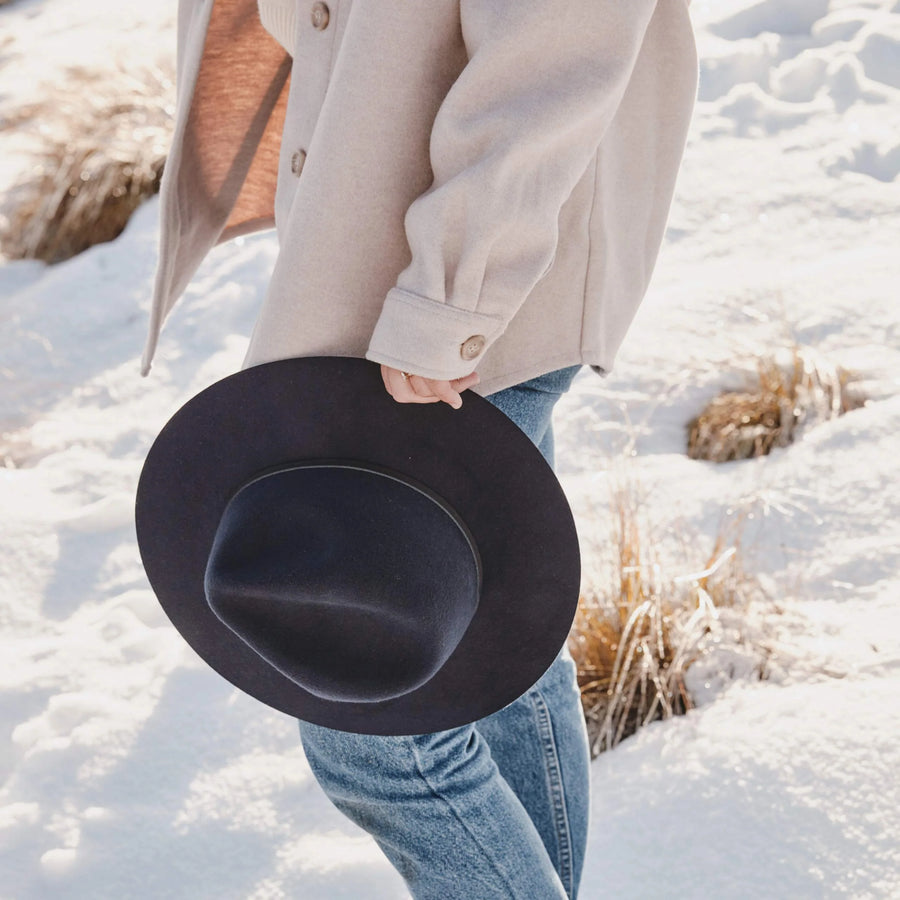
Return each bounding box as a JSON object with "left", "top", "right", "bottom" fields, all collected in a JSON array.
[{"left": 365, "top": 288, "right": 505, "bottom": 380}]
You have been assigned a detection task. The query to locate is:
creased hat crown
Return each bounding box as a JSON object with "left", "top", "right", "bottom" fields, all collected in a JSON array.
[{"left": 204, "top": 464, "right": 481, "bottom": 703}]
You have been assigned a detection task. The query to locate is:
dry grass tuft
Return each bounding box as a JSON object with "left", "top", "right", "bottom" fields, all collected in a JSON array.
[
  {"left": 568, "top": 477, "right": 765, "bottom": 757},
  {"left": 687, "top": 343, "right": 865, "bottom": 462},
  {"left": 0, "top": 61, "right": 174, "bottom": 263}
]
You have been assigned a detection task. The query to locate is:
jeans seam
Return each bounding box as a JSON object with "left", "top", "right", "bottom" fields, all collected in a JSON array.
[
  {"left": 407, "top": 736, "right": 519, "bottom": 900},
  {"left": 529, "top": 689, "right": 574, "bottom": 896}
]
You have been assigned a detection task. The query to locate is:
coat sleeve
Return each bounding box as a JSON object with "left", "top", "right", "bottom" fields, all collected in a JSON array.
[{"left": 365, "top": 0, "right": 661, "bottom": 381}]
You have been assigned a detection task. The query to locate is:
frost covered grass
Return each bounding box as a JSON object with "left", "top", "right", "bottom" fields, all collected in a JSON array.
[
  {"left": 569, "top": 474, "right": 769, "bottom": 757},
  {"left": 0, "top": 60, "right": 173, "bottom": 262},
  {"left": 687, "top": 342, "right": 866, "bottom": 462}
]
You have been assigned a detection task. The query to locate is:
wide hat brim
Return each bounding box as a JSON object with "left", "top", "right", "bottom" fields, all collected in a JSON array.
[{"left": 135, "top": 357, "right": 580, "bottom": 735}]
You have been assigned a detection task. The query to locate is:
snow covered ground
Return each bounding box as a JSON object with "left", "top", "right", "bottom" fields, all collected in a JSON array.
[{"left": 1, "top": 0, "right": 898, "bottom": 897}]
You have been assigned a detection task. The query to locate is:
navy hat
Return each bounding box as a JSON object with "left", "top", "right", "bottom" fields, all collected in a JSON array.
[{"left": 135, "top": 357, "right": 580, "bottom": 736}]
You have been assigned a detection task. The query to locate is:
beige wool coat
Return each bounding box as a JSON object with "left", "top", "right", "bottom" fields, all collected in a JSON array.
[{"left": 141, "top": 0, "right": 698, "bottom": 396}]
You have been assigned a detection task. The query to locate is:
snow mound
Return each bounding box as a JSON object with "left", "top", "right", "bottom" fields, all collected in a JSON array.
[
  {"left": 584, "top": 675, "right": 900, "bottom": 898},
  {"left": 698, "top": 1, "right": 900, "bottom": 129},
  {"left": 708, "top": 0, "right": 832, "bottom": 41},
  {"left": 856, "top": 22, "right": 900, "bottom": 89}
]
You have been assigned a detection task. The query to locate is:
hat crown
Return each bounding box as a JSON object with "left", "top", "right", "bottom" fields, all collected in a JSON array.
[{"left": 204, "top": 464, "right": 482, "bottom": 703}]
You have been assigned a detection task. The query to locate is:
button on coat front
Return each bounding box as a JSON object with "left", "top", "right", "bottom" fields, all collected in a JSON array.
[
  {"left": 310, "top": 2, "right": 329, "bottom": 31},
  {"left": 290, "top": 148, "right": 306, "bottom": 177},
  {"left": 141, "top": 0, "right": 699, "bottom": 395}
]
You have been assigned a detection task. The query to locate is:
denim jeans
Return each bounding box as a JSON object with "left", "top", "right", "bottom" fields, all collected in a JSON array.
[{"left": 298, "top": 365, "right": 590, "bottom": 899}]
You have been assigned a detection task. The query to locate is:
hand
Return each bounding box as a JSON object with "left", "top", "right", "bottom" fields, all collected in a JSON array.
[{"left": 380, "top": 366, "right": 480, "bottom": 409}]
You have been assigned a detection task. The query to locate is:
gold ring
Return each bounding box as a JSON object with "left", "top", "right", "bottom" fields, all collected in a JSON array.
[{"left": 400, "top": 371, "right": 410, "bottom": 382}]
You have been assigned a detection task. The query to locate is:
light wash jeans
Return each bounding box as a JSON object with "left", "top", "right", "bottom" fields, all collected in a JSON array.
[{"left": 298, "top": 365, "right": 590, "bottom": 899}]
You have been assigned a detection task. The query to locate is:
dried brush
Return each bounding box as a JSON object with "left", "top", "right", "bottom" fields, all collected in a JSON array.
[
  {"left": 569, "top": 479, "right": 760, "bottom": 757},
  {"left": 687, "top": 343, "right": 865, "bottom": 462},
  {"left": 0, "top": 61, "right": 174, "bottom": 262}
]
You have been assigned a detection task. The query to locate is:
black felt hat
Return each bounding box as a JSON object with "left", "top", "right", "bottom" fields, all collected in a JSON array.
[{"left": 135, "top": 357, "right": 580, "bottom": 736}]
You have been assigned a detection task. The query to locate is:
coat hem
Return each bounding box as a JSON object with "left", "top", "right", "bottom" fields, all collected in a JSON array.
[{"left": 471, "top": 351, "right": 612, "bottom": 398}]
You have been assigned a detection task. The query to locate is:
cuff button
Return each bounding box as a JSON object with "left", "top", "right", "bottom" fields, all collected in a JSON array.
[{"left": 460, "top": 335, "right": 486, "bottom": 360}]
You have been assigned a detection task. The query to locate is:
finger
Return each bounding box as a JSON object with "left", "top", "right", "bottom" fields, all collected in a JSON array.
[
  {"left": 390, "top": 370, "right": 439, "bottom": 403},
  {"left": 399, "top": 390, "right": 440, "bottom": 404},
  {"left": 451, "top": 372, "right": 480, "bottom": 392},
  {"left": 408, "top": 374, "right": 437, "bottom": 399},
  {"left": 380, "top": 364, "right": 391, "bottom": 394},
  {"left": 386, "top": 367, "right": 407, "bottom": 399},
  {"left": 387, "top": 368, "right": 412, "bottom": 396},
  {"left": 430, "top": 380, "right": 463, "bottom": 409}
]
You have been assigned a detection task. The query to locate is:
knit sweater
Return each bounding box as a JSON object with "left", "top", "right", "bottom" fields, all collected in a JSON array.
[{"left": 257, "top": 0, "right": 296, "bottom": 53}]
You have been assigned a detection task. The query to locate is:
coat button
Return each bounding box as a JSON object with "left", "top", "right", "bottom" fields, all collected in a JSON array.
[
  {"left": 290, "top": 148, "right": 307, "bottom": 177},
  {"left": 460, "top": 335, "right": 486, "bottom": 361},
  {"left": 310, "top": 1, "right": 330, "bottom": 30}
]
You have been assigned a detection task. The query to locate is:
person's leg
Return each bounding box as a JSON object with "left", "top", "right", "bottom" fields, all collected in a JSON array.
[
  {"left": 298, "top": 365, "right": 588, "bottom": 899},
  {"left": 299, "top": 722, "right": 569, "bottom": 898},
  {"left": 484, "top": 365, "right": 582, "bottom": 471},
  {"left": 474, "top": 365, "right": 592, "bottom": 898}
]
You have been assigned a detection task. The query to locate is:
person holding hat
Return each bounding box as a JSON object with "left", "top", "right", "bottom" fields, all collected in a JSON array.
[{"left": 138, "top": 0, "right": 698, "bottom": 896}]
